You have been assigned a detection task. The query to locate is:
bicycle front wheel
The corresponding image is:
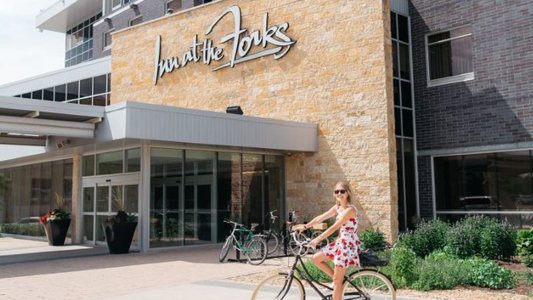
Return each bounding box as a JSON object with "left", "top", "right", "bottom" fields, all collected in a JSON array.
[
  {"left": 219, "top": 236, "right": 232, "bottom": 263},
  {"left": 251, "top": 274, "right": 305, "bottom": 300},
  {"left": 343, "top": 269, "right": 396, "bottom": 300},
  {"left": 245, "top": 238, "right": 268, "bottom": 265},
  {"left": 264, "top": 231, "right": 280, "bottom": 255}
]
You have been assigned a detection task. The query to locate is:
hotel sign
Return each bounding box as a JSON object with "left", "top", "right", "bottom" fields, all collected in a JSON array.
[{"left": 154, "top": 5, "right": 296, "bottom": 85}]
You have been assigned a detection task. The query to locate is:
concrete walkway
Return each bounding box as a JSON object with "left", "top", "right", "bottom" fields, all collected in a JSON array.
[{"left": 0, "top": 237, "right": 432, "bottom": 300}]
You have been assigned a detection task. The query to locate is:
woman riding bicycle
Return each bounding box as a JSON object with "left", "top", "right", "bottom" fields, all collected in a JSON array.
[{"left": 299, "top": 181, "right": 360, "bottom": 300}]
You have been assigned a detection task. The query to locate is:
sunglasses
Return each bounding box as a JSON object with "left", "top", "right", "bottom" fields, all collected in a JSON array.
[{"left": 334, "top": 189, "right": 346, "bottom": 195}]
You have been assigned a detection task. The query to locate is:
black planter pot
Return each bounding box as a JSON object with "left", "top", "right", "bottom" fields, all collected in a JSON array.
[
  {"left": 43, "top": 219, "right": 71, "bottom": 246},
  {"left": 102, "top": 222, "right": 137, "bottom": 254}
]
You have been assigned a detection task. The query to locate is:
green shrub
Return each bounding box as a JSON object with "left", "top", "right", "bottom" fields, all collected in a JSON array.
[
  {"left": 446, "top": 215, "right": 515, "bottom": 259},
  {"left": 0, "top": 224, "right": 45, "bottom": 236},
  {"left": 397, "top": 219, "right": 450, "bottom": 258},
  {"left": 359, "top": 228, "right": 387, "bottom": 252},
  {"left": 389, "top": 247, "right": 419, "bottom": 288},
  {"left": 522, "top": 271, "right": 533, "bottom": 285},
  {"left": 517, "top": 228, "right": 533, "bottom": 256},
  {"left": 297, "top": 260, "right": 358, "bottom": 283},
  {"left": 523, "top": 255, "right": 533, "bottom": 268},
  {"left": 479, "top": 220, "right": 516, "bottom": 260},
  {"left": 465, "top": 258, "right": 517, "bottom": 289},
  {"left": 411, "top": 251, "right": 470, "bottom": 291}
]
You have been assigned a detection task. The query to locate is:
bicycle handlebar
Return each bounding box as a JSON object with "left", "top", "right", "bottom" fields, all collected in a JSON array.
[{"left": 223, "top": 219, "right": 245, "bottom": 228}]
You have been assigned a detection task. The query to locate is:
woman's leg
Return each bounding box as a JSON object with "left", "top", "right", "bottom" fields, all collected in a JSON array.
[
  {"left": 332, "top": 265, "right": 348, "bottom": 300},
  {"left": 311, "top": 252, "right": 334, "bottom": 279}
]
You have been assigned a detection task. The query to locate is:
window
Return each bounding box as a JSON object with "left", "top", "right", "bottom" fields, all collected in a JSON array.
[
  {"left": 129, "top": 15, "right": 143, "bottom": 27},
  {"left": 427, "top": 26, "right": 473, "bottom": 86},
  {"left": 166, "top": 0, "right": 182, "bottom": 13},
  {"left": 103, "top": 29, "right": 114, "bottom": 50}
]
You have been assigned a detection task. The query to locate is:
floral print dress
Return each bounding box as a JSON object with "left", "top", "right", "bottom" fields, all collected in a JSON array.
[{"left": 321, "top": 205, "right": 361, "bottom": 268}]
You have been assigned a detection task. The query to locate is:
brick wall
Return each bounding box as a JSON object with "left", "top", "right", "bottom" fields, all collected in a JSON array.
[{"left": 410, "top": 0, "right": 533, "bottom": 213}]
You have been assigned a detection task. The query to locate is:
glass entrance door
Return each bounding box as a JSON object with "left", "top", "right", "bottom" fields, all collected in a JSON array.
[{"left": 82, "top": 175, "right": 139, "bottom": 245}]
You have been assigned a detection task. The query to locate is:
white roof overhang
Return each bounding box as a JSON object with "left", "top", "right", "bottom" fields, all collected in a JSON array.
[
  {"left": 36, "top": 0, "right": 102, "bottom": 33},
  {"left": 98, "top": 102, "right": 318, "bottom": 153},
  {"left": 0, "top": 96, "right": 104, "bottom": 146}
]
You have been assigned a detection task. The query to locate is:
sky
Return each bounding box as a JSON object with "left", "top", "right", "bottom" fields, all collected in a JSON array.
[{"left": 0, "top": 0, "right": 64, "bottom": 86}]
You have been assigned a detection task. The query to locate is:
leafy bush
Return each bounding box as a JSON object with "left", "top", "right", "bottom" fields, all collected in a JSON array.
[
  {"left": 411, "top": 251, "right": 470, "bottom": 291},
  {"left": 446, "top": 215, "right": 515, "bottom": 260},
  {"left": 517, "top": 228, "right": 533, "bottom": 256},
  {"left": 298, "top": 260, "right": 358, "bottom": 283},
  {"left": 389, "top": 247, "right": 419, "bottom": 288},
  {"left": 523, "top": 255, "right": 533, "bottom": 268},
  {"left": 479, "top": 221, "right": 516, "bottom": 260},
  {"left": 396, "top": 219, "right": 450, "bottom": 258},
  {"left": 466, "top": 258, "right": 517, "bottom": 289},
  {"left": 522, "top": 271, "right": 533, "bottom": 284},
  {"left": 0, "top": 223, "right": 45, "bottom": 236},
  {"left": 359, "top": 228, "right": 387, "bottom": 252}
]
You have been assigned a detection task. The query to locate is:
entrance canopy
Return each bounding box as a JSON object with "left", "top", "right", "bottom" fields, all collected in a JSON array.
[
  {"left": 0, "top": 96, "right": 104, "bottom": 146},
  {"left": 0, "top": 97, "right": 317, "bottom": 152},
  {"left": 98, "top": 102, "right": 318, "bottom": 153}
]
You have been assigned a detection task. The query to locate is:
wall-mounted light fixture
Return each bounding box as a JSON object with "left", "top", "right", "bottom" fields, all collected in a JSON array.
[
  {"left": 166, "top": 9, "right": 173, "bottom": 15},
  {"left": 130, "top": 3, "right": 138, "bottom": 9},
  {"left": 104, "top": 17, "right": 111, "bottom": 22},
  {"left": 226, "top": 106, "right": 243, "bottom": 115}
]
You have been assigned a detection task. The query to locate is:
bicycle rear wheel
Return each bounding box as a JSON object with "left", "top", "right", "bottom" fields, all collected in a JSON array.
[
  {"left": 263, "top": 230, "right": 280, "bottom": 255},
  {"left": 219, "top": 236, "right": 232, "bottom": 263},
  {"left": 343, "top": 269, "right": 396, "bottom": 300},
  {"left": 251, "top": 274, "right": 305, "bottom": 300},
  {"left": 245, "top": 238, "right": 268, "bottom": 265}
]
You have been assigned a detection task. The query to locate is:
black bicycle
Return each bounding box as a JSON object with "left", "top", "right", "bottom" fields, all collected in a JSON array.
[
  {"left": 251, "top": 232, "right": 396, "bottom": 300},
  {"left": 261, "top": 210, "right": 302, "bottom": 256}
]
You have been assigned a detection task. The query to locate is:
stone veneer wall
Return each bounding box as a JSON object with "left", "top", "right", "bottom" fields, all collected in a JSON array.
[{"left": 111, "top": 0, "right": 398, "bottom": 241}]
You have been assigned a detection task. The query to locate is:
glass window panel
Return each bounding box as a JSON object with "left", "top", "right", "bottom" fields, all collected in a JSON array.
[
  {"left": 83, "top": 215, "right": 94, "bottom": 242},
  {"left": 399, "top": 43, "right": 410, "bottom": 80},
  {"left": 428, "top": 27, "right": 472, "bottom": 80},
  {"left": 80, "top": 98, "right": 92, "bottom": 105},
  {"left": 402, "top": 109, "right": 413, "bottom": 137},
  {"left": 93, "top": 95, "right": 107, "bottom": 106},
  {"left": 392, "top": 42, "right": 398, "bottom": 78},
  {"left": 126, "top": 148, "right": 141, "bottom": 172},
  {"left": 67, "top": 81, "right": 79, "bottom": 100},
  {"left": 197, "top": 214, "right": 211, "bottom": 241},
  {"left": 197, "top": 184, "right": 211, "bottom": 210},
  {"left": 398, "top": 14, "right": 409, "bottom": 43},
  {"left": 43, "top": 87, "right": 54, "bottom": 101},
  {"left": 403, "top": 139, "right": 417, "bottom": 229},
  {"left": 393, "top": 79, "right": 400, "bottom": 106},
  {"left": 22, "top": 93, "right": 31, "bottom": 99},
  {"left": 401, "top": 80, "right": 412, "bottom": 108},
  {"left": 97, "top": 186, "right": 109, "bottom": 212},
  {"left": 96, "top": 215, "right": 108, "bottom": 242},
  {"left": 463, "top": 154, "right": 497, "bottom": 200},
  {"left": 83, "top": 187, "right": 94, "bottom": 212},
  {"left": 390, "top": 12, "right": 397, "bottom": 40},
  {"left": 217, "top": 152, "right": 241, "bottom": 241},
  {"left": 104, "top": 30, "right": 114, "bottom": 49},
  {"left": 32, "top": 90, "right": 43, "bottom": 100},
  {"left": 111, "top": 185, "right": 123, "bottom": 211},
  {"left": 167, "top": 0, "right": 182, "bottom": 11},
  {"left": 108, "top": 73, "right": 112, "bottom": 92},
  {"left": 82, "top": 155, "right": 95, "bottom": 176},
  {"left": 96, "top": 151, "right": 123, "bottom": 175},
  {"left": 242, "top": 154, "right": 263, "bottom": 226},
  {"left": 54, "top": 84, "right": 66, "bottom": 102},
  {"left": 130, "top": 15, "right": 143, "bottom": 26},
  {"left": 434, "top": 156, "right": 462, "bottom": 210},
  {"left": 264, "top": 155, "right": 284, "bottom": 232},
  {"left": 396, "top": 138, "right": 405, "bottom": 231},
  {"left": 94, "top": 75, "right": 107, "bottom": 94},
  {"left": 497, "top": 151, "right": 533, "bottom": 211},
  {"left": 394, "top": 107, "right": 401, "bottom": 136}
]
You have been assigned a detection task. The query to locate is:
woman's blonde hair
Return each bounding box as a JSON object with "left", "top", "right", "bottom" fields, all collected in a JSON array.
[{"left": 334, "top": 181, "right": 354, "bottom": 206}]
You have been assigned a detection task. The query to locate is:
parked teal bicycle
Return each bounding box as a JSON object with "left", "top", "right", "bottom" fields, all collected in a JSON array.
[{"left": 219, "top": 219, "right": 268, "bottom": 265}]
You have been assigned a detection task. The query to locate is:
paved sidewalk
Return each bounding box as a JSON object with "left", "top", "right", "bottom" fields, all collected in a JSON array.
[{"left": 0, "top": 237, "right": 433, "bottom": 300}]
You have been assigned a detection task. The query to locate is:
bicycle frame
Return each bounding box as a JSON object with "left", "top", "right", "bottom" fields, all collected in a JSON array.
[{"left": 228, "top": 222, "right": 260, "bottom": 254}]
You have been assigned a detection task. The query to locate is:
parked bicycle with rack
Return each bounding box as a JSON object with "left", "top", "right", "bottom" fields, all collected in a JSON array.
[
  {"left": 261, "top": 210, "right": 304, "bottom": 256},
  {"left": 251, "top": 232, "right": 396, "bottom": 299},
  {"left": 219, "top": 219, "right": 267, "bottom": 265}
]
